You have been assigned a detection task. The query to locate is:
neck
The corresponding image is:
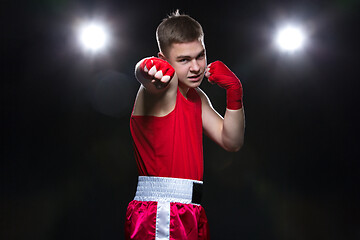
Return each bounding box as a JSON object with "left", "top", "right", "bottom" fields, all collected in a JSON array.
[{"left": 178, "top": 84, "right": 189, "bottom": 99}]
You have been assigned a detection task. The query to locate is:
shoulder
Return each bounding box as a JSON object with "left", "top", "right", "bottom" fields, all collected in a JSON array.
[
  {"left": 194, "top": 87, "right": 212, "bottom": 107},
  {"left": 132, "top": 77, "right": 178, "bottom": 117},
  {"left": 194, "top": 87, "right": 206, "bottom": 98}
]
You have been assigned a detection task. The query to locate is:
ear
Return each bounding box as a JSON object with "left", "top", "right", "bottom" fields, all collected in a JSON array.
[{"left": 158, "top": 52, "right": 166, "bottom": 60}]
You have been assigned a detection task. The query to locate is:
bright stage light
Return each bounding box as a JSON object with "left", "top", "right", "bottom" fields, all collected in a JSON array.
[
  {"left": 275, "top": 25, "right": 305, "bottom": 52},
  {"left": 78, "top": 22, "right": 109, "bottom": 52}
]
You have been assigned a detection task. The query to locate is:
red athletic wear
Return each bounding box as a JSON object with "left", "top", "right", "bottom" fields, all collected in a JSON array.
[
  {"left": 130, "top": 87, "right": 204, "bottom": 181},
  {"left": 126, "top": 87, "right": 210, "bottom": 240},
  {"left": 125, "top": 201, "right": 209, "bottom": 240}
]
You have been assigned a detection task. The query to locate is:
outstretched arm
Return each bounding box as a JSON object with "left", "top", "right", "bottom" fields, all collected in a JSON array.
[
  {"left": 200, "top": 61, "right": 245, "bottom": 152},
  {"left": 133, "top": 57, "right": 178, "bottom": 116}
]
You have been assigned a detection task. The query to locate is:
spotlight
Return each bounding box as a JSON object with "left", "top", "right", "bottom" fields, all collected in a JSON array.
[
  {"left": 78, "top": 22, "right": 109, "bottom": 52},
  {"left": 275, "top": 25, "right": 306, "bottom": 52}
]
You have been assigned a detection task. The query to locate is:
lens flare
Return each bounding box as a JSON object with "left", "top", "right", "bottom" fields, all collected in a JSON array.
[
  {"left": 275, "top": 25, "right": 306, "bottom": 52},
  {"left": 78, "top": 22, "right": 109, "bottom": 52}
]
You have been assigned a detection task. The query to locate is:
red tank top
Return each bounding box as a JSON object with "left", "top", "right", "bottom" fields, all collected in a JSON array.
[{"left": 130, "top": 87, "right": 203, "bottom": 181}]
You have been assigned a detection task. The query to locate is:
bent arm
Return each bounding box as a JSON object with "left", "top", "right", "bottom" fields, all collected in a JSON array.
[
  {"left": 222, "top": 108, "right": 245, "bottom": 151},
  {"left": 199, "top": 89, "right": 245, "bottom": 152}
]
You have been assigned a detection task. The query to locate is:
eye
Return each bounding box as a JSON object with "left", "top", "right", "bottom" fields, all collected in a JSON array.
[
  {"left": 178, "top": 58, "right": 189, "bottom": 63},
  {"left": 197, "top": 53, "right": 205, "bottom": 60}
]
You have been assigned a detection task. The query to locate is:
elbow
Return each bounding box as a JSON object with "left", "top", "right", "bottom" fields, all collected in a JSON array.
[
  {"left": 227, "top": 145, "right": 242, "bottom": 152},
  {"left": 224, "top": 140, "right": 244, "bottom": 152},
  {"left": 232, "top": 146, "right": 242, "bottom": 152}
]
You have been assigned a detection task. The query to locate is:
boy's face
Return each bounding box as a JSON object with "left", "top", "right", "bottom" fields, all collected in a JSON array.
[{"left": 162, "top": 40, "right": 207, "bottom": 90}]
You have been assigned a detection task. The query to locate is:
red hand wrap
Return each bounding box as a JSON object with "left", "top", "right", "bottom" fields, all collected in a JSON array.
[
  {"left": 208, "top": 61, "right": 243, "bottom": 110},
  {"left": 139, "top": 57, "right": 175, "bottom": 79}
]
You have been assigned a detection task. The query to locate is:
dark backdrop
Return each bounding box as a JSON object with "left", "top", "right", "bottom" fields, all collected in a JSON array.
[{"left": 2, "top": 0, "right": 360, "bottom": 239}]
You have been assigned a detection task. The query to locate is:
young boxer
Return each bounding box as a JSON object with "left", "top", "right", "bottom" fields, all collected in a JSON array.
[{"left": 125, "top": 10, "right": 245, "bottom": 240}]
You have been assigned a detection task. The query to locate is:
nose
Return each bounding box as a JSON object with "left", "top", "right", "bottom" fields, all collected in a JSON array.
[{"left": 190, "top": 59, "right": 200, "bottom": 72}]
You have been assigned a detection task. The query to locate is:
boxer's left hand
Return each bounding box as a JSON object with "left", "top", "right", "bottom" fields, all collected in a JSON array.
[
  {"left": 205, "top": 61, "right": 243, "bottom": 109},
  {"left": 205, "top": 61, "right": 241, "bottom": 89}
]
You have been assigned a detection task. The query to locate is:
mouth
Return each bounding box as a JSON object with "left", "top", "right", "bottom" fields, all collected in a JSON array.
[{"left": 188, "top": 73, "right": 203, "bottom": 82}]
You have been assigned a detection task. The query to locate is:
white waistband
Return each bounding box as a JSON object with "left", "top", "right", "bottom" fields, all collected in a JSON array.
[{"left": 134, "top": 176, "right": 203, "bottom": 204}]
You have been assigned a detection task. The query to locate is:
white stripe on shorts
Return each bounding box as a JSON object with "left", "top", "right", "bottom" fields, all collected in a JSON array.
[{"left": 155, "top": 201, "right": 170, "bottom": 240}]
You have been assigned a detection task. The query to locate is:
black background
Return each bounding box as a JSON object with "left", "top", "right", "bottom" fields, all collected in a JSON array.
[{"left": 2, "top": 0, "right": 360, "bottom": 239}]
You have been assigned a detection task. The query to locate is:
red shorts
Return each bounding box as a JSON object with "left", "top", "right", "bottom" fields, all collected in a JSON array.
[{"left": 125, "top": 200, "right": 210, "bottom": 240}]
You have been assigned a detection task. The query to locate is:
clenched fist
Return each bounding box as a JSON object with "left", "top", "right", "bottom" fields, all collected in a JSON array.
[
  {"left": 140, "top": 57, "right": 175, "bottom": 89},
  {"left": 205, "top": 61, "right": 243, "bottom": 110}
]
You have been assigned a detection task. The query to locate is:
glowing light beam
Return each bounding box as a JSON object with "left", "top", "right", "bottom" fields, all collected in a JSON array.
[
  {"left": 275, "top": 25, "right": 306, "bottom": 52},
  {"left": 78, "top": 22, "right": 109, "bottom": 52}
]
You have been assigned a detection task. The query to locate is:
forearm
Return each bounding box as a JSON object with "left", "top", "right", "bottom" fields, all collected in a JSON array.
[
  {"left": 205, "top": 61, "right": 245, "bottom": 151},
  {"left": 222, "top": 107, "right": 245, "bottom": 152}
]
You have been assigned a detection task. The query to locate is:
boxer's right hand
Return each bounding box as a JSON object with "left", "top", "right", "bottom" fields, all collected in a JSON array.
[{"left": 139, "top": 57, "right": 175, "bottom": 89}]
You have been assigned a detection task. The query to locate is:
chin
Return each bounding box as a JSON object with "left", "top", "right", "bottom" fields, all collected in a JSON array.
[
  {"left": 188, "top": 80, "right": 202, "bottom": 88},
  {"left": 188, "top": 76, "right": 204, "bottom": 87},
  {"left": 179, "top": 78, "right": 202, "bottom": 89}
]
